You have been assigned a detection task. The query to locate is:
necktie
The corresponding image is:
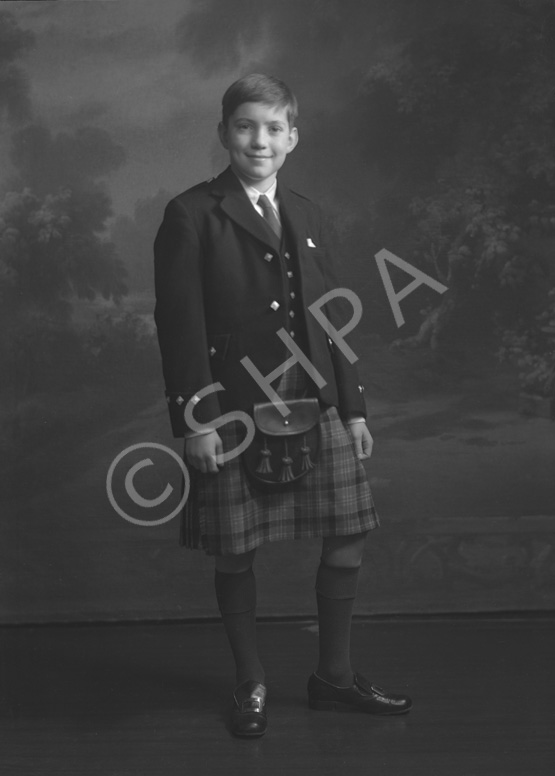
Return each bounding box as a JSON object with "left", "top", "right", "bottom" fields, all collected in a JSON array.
[{"left": 257, "top": 194, "right": 282, "bottom": 240}]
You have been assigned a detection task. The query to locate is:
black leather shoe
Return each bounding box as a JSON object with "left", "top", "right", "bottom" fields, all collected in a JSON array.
[
  {"left": 307, "top": 672, "right": 412, "bottom": 715},
  {"left": 231, "top": 680, "right": 268, "bottom": 737}
]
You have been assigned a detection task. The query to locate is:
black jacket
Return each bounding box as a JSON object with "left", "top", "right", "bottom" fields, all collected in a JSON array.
[{"left": 154, "top": 166, "right": 366, "bottom": 437}]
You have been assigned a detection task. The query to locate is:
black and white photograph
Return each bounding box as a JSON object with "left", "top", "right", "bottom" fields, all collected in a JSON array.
[{"left": 1, "top": 1, "right": 554, "bottom": 773}]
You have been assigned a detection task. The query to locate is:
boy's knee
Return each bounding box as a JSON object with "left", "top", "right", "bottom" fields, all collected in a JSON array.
[{"left": 320, "top": 532, "right": 368, "bottom": 569}]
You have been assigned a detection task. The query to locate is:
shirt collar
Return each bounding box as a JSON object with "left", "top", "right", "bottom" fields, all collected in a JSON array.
[{"left": 237, "top": 176, "right": 279, "bottom": 210}]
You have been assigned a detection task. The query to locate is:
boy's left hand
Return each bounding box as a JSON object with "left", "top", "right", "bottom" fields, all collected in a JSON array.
[{"left": 347, "top": 422, "right": 373, "bottom": 460}]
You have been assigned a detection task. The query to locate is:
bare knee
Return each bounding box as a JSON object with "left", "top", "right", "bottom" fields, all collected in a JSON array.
[
  {"left": 321, "top": 532, "right": 368, "bottom": 568},
  {"left": 214, "top": 549, "right": 257, "bottom": 574}
]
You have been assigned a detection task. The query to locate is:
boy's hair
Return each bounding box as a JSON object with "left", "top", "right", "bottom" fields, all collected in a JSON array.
[{"left": 221, "top": 73, "right": 298, "bottom": 127}]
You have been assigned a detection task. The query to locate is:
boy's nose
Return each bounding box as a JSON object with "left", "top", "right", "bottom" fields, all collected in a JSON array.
[{"left": 251, "top": 130, "right": 268, "bottom": 148}]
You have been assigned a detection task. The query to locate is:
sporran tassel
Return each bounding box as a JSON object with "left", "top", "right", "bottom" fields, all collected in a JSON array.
[
  {"left": 301, "top": 435, "right": 315, "bottom": 472},
  {"left": 279, "top": 439, "right": 295, "bottom": 482},
  {"left": 255, "top": 436, "right": 273, "bottom": 474}
]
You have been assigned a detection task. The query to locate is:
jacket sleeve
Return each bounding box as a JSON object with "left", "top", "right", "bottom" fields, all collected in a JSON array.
[
  {"left": 154, "top": 198, "right": 222, "bottom": 437},
  {"left": 317, "top": 208, "right": 367, "bottom": 420}
]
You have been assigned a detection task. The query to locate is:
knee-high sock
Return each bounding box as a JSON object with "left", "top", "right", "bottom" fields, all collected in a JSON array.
[
  {"left": 214, "top": 567, "right": 264, "bottom": 686},
  {"left": 315, "top": 561, "right": 360, "bottom": 687}
]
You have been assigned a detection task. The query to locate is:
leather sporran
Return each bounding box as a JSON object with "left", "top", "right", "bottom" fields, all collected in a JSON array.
[{"left": 242, "top": 398, "right": 320, "bottom": 488}]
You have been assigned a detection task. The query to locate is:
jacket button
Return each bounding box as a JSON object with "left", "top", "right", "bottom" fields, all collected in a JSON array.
[
  {"left": 287, "top": 271, "right": 294, "bottom": 278},
  {"left": 209, "top": 346, "right": 216, "bottom": 356},
  {"left": 270, "top": 301, "right": 280, "bottom": 311},
  {"left": 264, "top": 252, "right": 273, "bottom": 261},
  {"left": 284, "top": 251, "right": 291, "bottom": 259},
  {"left": 289, "top": 310, "right": 295, "bottom": 318},
  {"left": 290, "top": 292, "right": 295, "bottom": 299}
]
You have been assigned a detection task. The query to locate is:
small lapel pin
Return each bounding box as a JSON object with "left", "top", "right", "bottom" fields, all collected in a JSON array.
[{"left": 307, "top": 238, "right": 316, "bottom": 248}]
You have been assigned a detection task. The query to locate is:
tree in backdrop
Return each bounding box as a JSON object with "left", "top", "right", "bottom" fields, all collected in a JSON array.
[
  {"left": 0, "top": 11, "right": 138, "bottom": 437},
  {"left": 110, "top": 190, "right": 172, "bottom": 295},
  {"left": 0, "top": 185, "right": 127, "bottom": 394},
  {"left": 357, "top": 0, "right": 555, "bottom": 399}
]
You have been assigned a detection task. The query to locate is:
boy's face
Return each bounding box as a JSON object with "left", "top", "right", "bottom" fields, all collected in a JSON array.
[{"left": 218, "top": 102, "right": 298, "bottom": 190}]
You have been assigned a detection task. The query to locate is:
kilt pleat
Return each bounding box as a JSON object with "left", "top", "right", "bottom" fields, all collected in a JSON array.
[{"left": 180, "top": 363, "right": 379, "bottom": 556}]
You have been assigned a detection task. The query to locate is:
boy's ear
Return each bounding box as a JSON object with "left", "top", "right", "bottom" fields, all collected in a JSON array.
[
  {"left": 287, "top": 126, "right": 299, "bottom": 154},
  {"left": 218, "top": 122, "right": 228, "bottom": 149}
]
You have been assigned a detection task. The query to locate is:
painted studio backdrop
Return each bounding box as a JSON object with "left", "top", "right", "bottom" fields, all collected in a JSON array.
[{"left": 1, "top": 0, "right": 554, "bottom": 623}]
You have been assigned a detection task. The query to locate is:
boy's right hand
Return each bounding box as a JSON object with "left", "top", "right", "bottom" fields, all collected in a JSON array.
[{"left": 185, "top": 431, "right": 224, "bottom": 473}]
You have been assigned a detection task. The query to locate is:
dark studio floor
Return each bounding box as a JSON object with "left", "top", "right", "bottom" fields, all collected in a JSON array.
[{"left": 1, "top": 617, "right": 554, "bottom": 776}]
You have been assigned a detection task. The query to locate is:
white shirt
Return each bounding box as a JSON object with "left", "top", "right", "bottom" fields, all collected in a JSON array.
[{"left": 238, "top": 177, "right": 282, "bottom": 225}]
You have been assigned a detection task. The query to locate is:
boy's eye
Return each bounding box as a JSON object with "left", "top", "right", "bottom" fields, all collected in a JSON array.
[{"left": 269, "top": 126, "right": 283, "bottom": 133}]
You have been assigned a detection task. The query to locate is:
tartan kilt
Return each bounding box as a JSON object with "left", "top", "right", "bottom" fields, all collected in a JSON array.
[{"left": 180, "top": 363, "right": 379, "bottom": 556}]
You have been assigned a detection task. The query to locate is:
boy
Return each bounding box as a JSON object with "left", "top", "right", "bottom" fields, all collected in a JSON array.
[{"left": 154, "top": 74, "right": 411, "bottom": 737}]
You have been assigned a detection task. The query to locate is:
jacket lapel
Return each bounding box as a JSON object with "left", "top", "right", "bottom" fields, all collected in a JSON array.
[
  {"left": 277, "top": 182, "right": 308, "bottom": 254},
  {"left": 211, "top": 167, "right": 280, "bottom": 251}
]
